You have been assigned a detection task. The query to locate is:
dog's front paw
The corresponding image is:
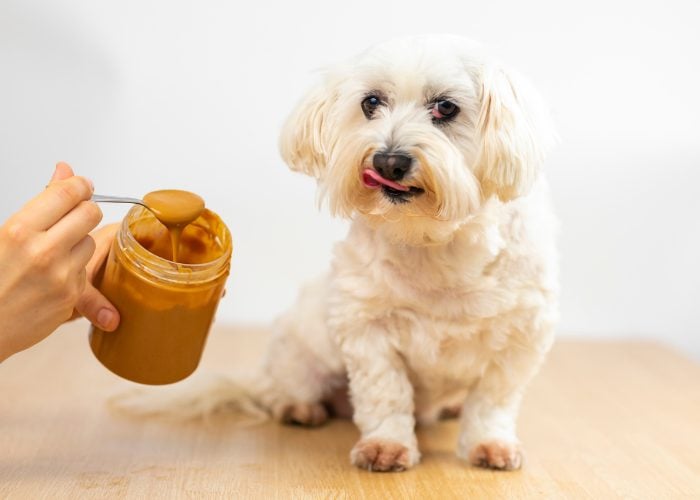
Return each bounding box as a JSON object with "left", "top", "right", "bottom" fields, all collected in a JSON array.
[
  {"left": 277, "top": 402, "right": 328, "bottom": 427},
  {"left": 467, "top": 441, "right": 523, "bottom": 470},
  {"left": 350, "top": 438, "right": 419, "bottom": 472}
]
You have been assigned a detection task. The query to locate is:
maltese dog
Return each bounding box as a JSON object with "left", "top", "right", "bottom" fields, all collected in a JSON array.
[{"left": 119, "top": 34, "right": 558, "bottom": 473}]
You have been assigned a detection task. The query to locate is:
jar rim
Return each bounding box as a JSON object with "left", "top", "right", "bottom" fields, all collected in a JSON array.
[{"left": 117, "top": 205, "right": 232, "bottom": 284}]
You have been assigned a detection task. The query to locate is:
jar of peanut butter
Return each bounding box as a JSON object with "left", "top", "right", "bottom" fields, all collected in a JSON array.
[{"left": 89, "top": 203, "right": 232, "bottom": 385}]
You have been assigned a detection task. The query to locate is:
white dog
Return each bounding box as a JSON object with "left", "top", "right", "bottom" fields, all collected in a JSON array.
[{"left": 119, "top": 34, "right": 558, "bottom": 473}]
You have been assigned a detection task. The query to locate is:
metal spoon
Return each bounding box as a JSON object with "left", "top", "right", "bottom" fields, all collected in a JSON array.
[
  {"left": 91, "top": 194, "right": 149, "bottom": 208},
  {"left": 92, "top": 191, "right": 205, "bottom": 226}
]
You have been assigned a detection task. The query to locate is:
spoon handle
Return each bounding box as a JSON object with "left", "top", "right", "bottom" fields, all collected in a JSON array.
[{"left": 92, "top": 194, "right": 146, "bottom": 207}]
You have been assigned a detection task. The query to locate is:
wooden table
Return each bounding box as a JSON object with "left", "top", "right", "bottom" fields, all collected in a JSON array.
[{"left": 1, "top": 321, "right": 699, "bottom": 499}]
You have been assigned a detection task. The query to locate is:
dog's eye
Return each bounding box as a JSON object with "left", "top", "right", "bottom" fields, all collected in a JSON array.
[
  {"left": 361, "top": 95, "right": 382, "bottom": 119},
  {"left": 431, "top": 100, "right": 459, "bottom": 122}
]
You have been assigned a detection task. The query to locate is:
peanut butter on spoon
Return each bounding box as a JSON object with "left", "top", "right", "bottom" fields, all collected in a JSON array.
[{"left": 142, "top": 189, "right": 205, "bottom": 262}]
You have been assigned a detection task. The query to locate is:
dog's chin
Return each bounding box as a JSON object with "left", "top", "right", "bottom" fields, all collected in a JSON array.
[
  {"left": 350, "top": 186, "right": 466, "bottom": 246},
  {"left": 326, "top": 164, "right": 473, "bottom": 245},
  {"left": 360, "top": 209, "right": 464, "bottom": 246}
]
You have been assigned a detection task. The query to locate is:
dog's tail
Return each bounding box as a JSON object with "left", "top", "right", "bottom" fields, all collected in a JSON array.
[{"left": 107, "top": 372, "right": 270, "bottom": 424}]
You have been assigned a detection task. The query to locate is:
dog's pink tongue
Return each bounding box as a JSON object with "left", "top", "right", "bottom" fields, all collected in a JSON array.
[{"left": 362, "top": 169, "right": 410, "bottom": 192}]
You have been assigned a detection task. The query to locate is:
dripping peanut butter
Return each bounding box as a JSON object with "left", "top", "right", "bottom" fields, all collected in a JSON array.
[
  {"left": 142, "top": 189, "right": 205, "bottom": 262},
  {"left": 89, "top": 192, "right": 231, "bottom": 385}
]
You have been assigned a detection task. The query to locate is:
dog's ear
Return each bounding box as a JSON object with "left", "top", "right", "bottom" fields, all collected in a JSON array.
[
  {"left": 474, "top": 65, "right": 554, "bottom": 201},
  {"left": 279, "top": 81, "right": 337, "bottom": 179}
]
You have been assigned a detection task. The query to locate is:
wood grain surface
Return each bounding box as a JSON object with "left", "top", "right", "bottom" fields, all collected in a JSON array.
[{"left": 1, "top": 321, "right": 699, "bottom": 499}]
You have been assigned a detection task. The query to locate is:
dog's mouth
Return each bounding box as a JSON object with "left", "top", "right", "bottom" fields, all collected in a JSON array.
[{"left": 361, "top": 169, "right": 424, "bottom": 204}]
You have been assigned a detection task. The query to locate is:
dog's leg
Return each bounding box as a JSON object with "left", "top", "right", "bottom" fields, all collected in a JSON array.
[
  {"left": 256, "top": 336, "right": 332, "bottom": 427},
  {"left": 339, "top": 327, "right": 420, "bottom": 472},
  {"left": 257, "top": 275, "right": 345, "bottom": 428},
  {"left": 456, "top": 342, "right": 550, "bottom": 470}
]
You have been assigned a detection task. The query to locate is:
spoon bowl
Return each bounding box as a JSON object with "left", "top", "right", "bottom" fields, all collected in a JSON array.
[
  {"left": 92, "top": 190, "right": 206, "bottom": 262},
  {"left": 92, "top": 191, "right": 205, "bottom": 227}
]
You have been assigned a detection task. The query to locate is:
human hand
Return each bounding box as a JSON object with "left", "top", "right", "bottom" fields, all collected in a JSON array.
[
  {"left": 69, "top": 223, "right": 120, "bottom": 329},
  {"left": 0, "top": 163, "right": 114, "bottom": 361}
]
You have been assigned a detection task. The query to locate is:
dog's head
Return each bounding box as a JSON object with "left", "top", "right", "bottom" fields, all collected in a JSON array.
[{"left": 280, "top": 35, "right": 554, "bottom": 244}]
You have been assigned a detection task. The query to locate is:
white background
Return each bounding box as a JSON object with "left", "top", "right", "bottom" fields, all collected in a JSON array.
[{"left": 1, "top": 1, "right": 699, "bottom": 358}]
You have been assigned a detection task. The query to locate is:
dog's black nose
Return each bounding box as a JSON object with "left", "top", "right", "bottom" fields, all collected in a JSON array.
[{"left": 373, "top": 152, "right": 413, "bottom": 181}]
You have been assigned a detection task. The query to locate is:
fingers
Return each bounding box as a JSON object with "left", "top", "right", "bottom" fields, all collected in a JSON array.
[
  {"left": 86, "top": 224, "right": 118, "bottom": 281},
  {"left": 46, "top": 200, "right": 103, "bottom": 250},
  {"left": 70, "top": 234, "right": 97, "bottom": 271},
  {"left": 75, "top": 282, "right": 120, "bottom": 331},
  {"left": 71, "top": 224, "right": 120, "bottom": 331},
  {"left": 76, "top": 267, "right": 88, "bottom": 296},
  {"left": 18, "top": 175, "right": 94, "bottom": 231}
]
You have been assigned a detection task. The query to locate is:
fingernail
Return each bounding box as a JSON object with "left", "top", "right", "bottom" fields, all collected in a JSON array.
[
  {"left": 87, "top": 178, "right": 95, "bottom": 191},
  {"left": 49, "top": 165, "right": 59, "bottom": 182},
  {"left": 97, "top": 308, "right": 115, "bottom": 330}
]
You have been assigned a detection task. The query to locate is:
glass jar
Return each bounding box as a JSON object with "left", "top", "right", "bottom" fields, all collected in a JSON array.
[{"left": 89, "top": 205, "right": 232, "bottom": 385}]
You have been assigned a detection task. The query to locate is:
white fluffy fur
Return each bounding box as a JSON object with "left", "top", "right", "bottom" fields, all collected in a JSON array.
[{"left": 117, "top": 35, "right": 558, "bottom": 473}]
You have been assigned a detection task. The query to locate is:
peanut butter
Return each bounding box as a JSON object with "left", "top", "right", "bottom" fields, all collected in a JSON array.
[
  {"left": 89, "top": 203, "right": 231, "bottom": 385},
  {"left": 142, "top": 189, "right": 205, "bottom": 262}
]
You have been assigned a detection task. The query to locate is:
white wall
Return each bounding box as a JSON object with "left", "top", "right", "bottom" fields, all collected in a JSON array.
[{"left": 1, "top": 0, "right": 699, "bottom": 358}]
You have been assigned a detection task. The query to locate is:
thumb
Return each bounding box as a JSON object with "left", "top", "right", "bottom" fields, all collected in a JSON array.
[
  {"left": 76, "top": 283, "right": 121, "bottom": 332},
  {"left": 50, "top": 162, "right": 75, "bottom": 183}
]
